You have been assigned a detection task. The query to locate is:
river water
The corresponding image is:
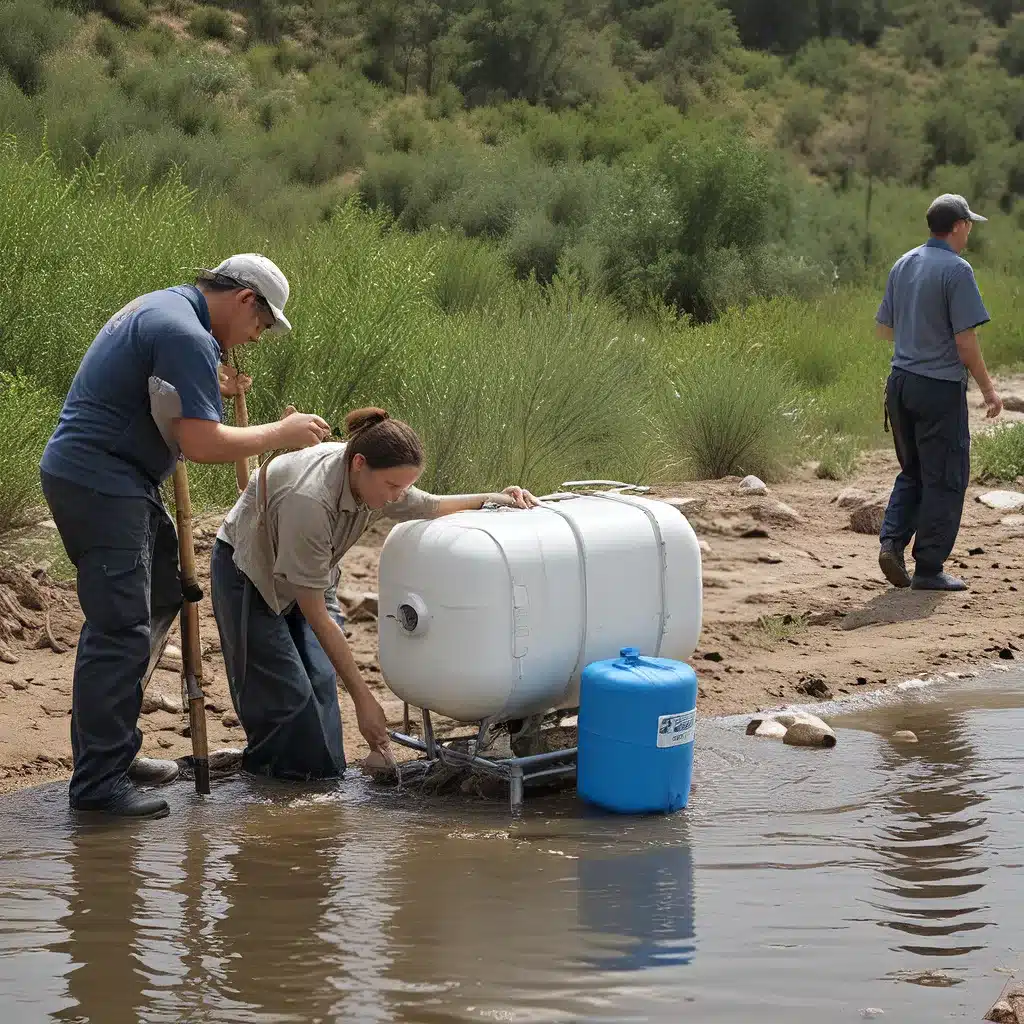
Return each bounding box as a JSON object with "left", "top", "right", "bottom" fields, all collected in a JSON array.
[{"left": 1, "top": 672, "right": 1023, "bottom": 1023}]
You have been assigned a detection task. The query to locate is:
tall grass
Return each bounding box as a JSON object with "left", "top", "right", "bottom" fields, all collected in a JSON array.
[
  {"left": 0, "top": 372, "right": 58, "bottom": 534},
  {"left": 2, "top": 137, "right": 1023, "bottom": 540}
]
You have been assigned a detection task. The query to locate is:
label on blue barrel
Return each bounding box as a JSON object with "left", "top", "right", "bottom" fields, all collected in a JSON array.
[{"left": 656, "top": 710, "right": 696, "bottom": 747}]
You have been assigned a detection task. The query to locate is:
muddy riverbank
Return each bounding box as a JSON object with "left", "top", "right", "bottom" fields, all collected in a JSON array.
[{"left": 1, "top": 386, "right": 1023, "bottom": 796}]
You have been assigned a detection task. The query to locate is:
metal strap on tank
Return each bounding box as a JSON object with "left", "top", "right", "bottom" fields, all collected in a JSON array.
[
  {"left": 531, "top": 503, "right": 590, "bottom": 681},
  {"left": 571, "top": 491, "right": 669, "bottom": 656}
]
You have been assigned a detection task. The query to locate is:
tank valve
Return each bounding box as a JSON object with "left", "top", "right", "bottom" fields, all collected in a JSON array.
[{"left": 395, "top": 594, "right": 429, "bottom": 636}]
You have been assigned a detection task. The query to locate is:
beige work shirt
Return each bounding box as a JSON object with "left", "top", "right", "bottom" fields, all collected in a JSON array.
[{"left": 217, "top": 442, "right": 440, "bottom": 614}]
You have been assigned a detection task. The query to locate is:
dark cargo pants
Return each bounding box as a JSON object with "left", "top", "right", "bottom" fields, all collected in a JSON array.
[
  {"left": 210, "top": 538, "right": 347, "bottom": 781},
  {"left": 39, "top": 471, "right": 182, "bottom": 807},
  {"left": 880, "top": 369, "right": 970, "bottom": 576}
]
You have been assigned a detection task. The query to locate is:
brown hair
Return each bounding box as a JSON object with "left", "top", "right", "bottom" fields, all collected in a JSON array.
[{"left": 344, "top": 407, "right": 424, "bottom": 470}]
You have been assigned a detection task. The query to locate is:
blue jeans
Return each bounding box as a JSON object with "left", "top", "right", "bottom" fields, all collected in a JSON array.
[
  {"left": 210, "top": 539, "right": 347, "bottom": 781},
  {"left": 40, "top": 471, "right": 182, "bottom": 807},
  {"left": 880, "top": 369, "right": 970, "bottom": 576}
]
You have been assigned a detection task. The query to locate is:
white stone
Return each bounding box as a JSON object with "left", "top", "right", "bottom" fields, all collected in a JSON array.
[
  {"left": 739, "top": 475, "right": 768, "bottom": 495},
  {"left": 977, "top": 490, "right": 1024, "bottom": 511}
]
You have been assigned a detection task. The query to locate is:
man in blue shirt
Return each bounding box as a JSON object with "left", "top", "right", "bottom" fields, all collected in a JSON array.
[
  {"left": 39, "top": 254, "right": 331, "bottom": 820},
  {"left": 875, "top": 195, "right": 1002, "bottom": 593}
]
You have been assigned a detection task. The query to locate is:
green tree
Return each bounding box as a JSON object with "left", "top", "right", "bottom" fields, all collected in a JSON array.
[
  {"left": 998, "top": 13, "right": 1024, "bottom": 77},
  {"left": 454, "top": 0, "right": 588, "bottom": 105}
]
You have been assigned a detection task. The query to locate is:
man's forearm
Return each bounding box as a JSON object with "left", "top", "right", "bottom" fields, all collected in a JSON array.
[
  {"left": 876, "top": 322, "right": 894, "bottom": 341},
  {"left": 955, "top": 329, "right": 994, "bottom": 394},
  {"left": 175, "top": 420, "right": 283, "bottom": 464}
]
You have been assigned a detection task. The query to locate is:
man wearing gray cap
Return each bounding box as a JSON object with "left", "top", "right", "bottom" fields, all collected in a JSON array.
[
  {"left": 39, "top": 254, "right": 331, "bottom": 820},
  {"left": 875, "top": 194, "right": 1002, "bottom": 593}
]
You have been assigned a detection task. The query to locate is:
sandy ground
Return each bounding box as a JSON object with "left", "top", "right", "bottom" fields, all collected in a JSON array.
[{"left": 1, "top": 379, "right": 1023, "bottom": 797}]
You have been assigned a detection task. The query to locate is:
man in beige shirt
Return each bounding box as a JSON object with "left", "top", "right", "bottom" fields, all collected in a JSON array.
[{"left": 210, "top": 407, "right": 538, "bottom": 784}]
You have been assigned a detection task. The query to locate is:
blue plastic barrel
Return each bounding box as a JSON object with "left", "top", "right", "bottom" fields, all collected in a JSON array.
[{"left": 577, "top": 647, "right": 698, "bottom": 814}]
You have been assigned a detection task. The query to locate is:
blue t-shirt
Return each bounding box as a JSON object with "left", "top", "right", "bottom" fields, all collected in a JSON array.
[
  {"left": 40, "top": 285, "right": 224, "bottom": 496},
  {"left": 876, "top": 238, "right": 991, "bottom": 383}
]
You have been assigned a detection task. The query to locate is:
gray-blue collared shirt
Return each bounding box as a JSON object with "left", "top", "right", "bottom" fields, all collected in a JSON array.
[{"left": 876, "top": 238, "right": 991, "bottom": 383}]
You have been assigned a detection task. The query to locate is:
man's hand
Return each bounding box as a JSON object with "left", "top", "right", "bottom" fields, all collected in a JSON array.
[
  {"left": 353, "top": 690, "right": 390, "bottom": 752},
  {"left": 218, "top": 362, "right": 252, "bottom": 398},
  {"left": 274, "top": 411, "right": 331, "bottom": 449},
  {"left": 982, "top": 389, "right": 1003, "bottom": 419}
]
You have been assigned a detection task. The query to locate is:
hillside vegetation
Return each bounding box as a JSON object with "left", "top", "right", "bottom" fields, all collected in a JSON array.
[{"left": 1, "top": 0, "right": 1023, "bottom": 534}]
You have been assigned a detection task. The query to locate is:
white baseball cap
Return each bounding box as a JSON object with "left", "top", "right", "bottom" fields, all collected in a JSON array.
[{"left": 198, "top": 253, "right": 292, "bottom": 332}]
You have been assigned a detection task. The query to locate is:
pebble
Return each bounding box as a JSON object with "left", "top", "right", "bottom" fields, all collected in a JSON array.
[
  {"left": 739, "top": 475, "right": 768, "bottom": 495},
  {"left": 850, "top": 499, "right": 887, "bottom": 535},
  {"left": 698, "top": 539, "right": 712, "bottom": 556},
  {"left": 977, "top": 490, "right": 1024, "bottom": 511},
  {"left": 758, "top": 551, "right": 783, "bottom": 564},
  {"left": 783, "top": 721, "right": 837, "bottom": 748},
  {"left": 11, "top": 679, "right": 29, "bottom": 691},
  {"left": 222, "top": 712, "right": 240, "bottom": 728},
  {"left": 667, "top": 496, "right": 709, "bottom": 516},
  {"left": 892, "top": 730, "right": 918, "bottom": 743},
  {"left": 835, "top": 487, "right": 872, "bottom": 509},
  {"left": 749, "top": 500, "right": 803, "bottom": 527}
]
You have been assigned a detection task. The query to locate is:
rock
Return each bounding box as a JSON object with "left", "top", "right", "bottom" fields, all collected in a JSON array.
[
  {"left": 738, "top": 475, "right": 769, "bottom": 495},
  {"left": 698, "top": 539, "right": 712, "bottom": 556},
  {"left": 749, "top": 500, "right": 803, "bottom": 527},
  {"left": 783, "top": 721, "right": 837, "bottom": 748},
  {"left": 666, "top": 496, "right": 709, "bottom": 516},
  {"left": 11, "top": 679, "right": 29, "bottom": 691},
  {"left": 142, "top": 692, "right": 181, "bottom": 715},
  {"left": 347, "top": 593, "right": 379, "bottom": 624},
  {"left": 758, "top": 551, "right": 783, "bottom": 564},
  {"left": 702, "top": 651, "right": 723, "bottom": 662},
  {"left": 892, "top": 730, "right": 918, "bottom": 743},
  {"left": 808, "top": 609, "right": 837, "bottom": 626},
  {"left": 773, "top": 710, "right": 830, "bottom": 730},
  {"left": 977, "top": 490, "right": 1024, "bottom": 512},
  {"left": 1002, "top": 395, "right": 1024, "bottom": 413},
  {"left": 985, "top": 982, "right": 1024, "bottom": 1023},
  {"left": 796, "top": 677, "right": 833, "bottom": 700},
  {"left": 157, "top": 736, "right": 173, "bottom": 749},
  {"left": 222, "top": 712, "right": 240, "bottom": 728},
  {"left": 747, "top": 718, "right": 787, "bottom": 740},
  {"left": 208, "top": 748, "right": 244, "bottom": 772},
  {"left": 850, "top": 499, "right": 887, "bottom": 535},
  {"left": 159, "top": 645, "right": 183, "bottom": 672},
  {"left": 1000, "top": 515, "right": 1024, "bottom": 528},
  {"left": 836, "top": 487, "right": 872, "bottom": 509}
]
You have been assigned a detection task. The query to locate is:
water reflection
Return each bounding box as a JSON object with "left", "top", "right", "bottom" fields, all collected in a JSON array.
[
  {"left": 862, "top": 700, "right": 992, "bottom": 958},
  {"left": 576, "top": 832, "right": 696, "bottom": 971}
]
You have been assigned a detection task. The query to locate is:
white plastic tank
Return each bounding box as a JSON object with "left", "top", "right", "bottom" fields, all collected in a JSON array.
[{"left": 377, "top": 493, "right": 703, "bottom": 723}]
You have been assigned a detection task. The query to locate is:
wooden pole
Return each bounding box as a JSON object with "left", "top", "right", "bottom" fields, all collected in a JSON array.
[
  {"left": 229, "top": 348, "right": 251, "bottom": 492},
  {"left": 172, "top": 460, "right": 210, "bottom": 795}
]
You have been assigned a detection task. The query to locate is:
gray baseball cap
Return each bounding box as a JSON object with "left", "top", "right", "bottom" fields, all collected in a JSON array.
[
  {"left": 196, "top": 253, "right": 292, "bottom": 332},
  {"left": 926, "top": 193, "right": 987, "bottom": 232}
]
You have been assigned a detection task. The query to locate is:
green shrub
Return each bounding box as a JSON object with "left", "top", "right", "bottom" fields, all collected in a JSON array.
[
  {"left": 972, "top": 423, "right": 1024, "bottom": 482},
  {"left": 0, "top": 0, "right": 77, "bottom": 96},
  {"left": 657, "top": 335, "right": 802, "bottom": 481},
  {"left": 504, "top": 214, "right": 563, "bottom": 284},
  {"left": 998, "top": 14, "right": 1024, "bottom": 77},
  {"left": 0, "top": 373, "right": 59, "bottom": 536},
  {"left": 95, "top": 0, "right": 150, "bottom": 31},
  {"left": 189, "top": 6, "right": 233, "bottom": 42}
]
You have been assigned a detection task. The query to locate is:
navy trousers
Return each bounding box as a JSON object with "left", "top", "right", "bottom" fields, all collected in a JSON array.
[
  {"left": 880, "top": 369, "right": 970, "bottom": 576},
  {"left": 40, "top": 471, "right": 182, "bottom": 807},
  {"left": 210, "top": 539, "right": 347, "bottom": 781}
]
